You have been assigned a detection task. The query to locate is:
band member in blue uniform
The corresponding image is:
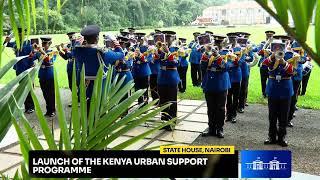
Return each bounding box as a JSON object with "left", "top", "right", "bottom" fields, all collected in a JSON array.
[
  {"left": 299, "top": 52, "right": 312, "bottom": 95},
  {"left": 57, "top": 32, "right": 79, "bottom": 91},
  {"left": 148, "top": 37, "right": 161, "bottom": 100},
  {"left": 236, "top": 34, "right": 258, "bottom": 113},
  {"left": 288, "top": 41, "right": 304, "bottom": 127},
  {"left": 4, "top": 28, "right": 35, "bottom": 114},
  {"left": 189, "top": 32, "right": 202, "bottom": 86},
  {"left": 202, "top": 51, "right": 231, "bottom": 138},
  {"left": 226, "top": 33, "right": 243, "bottom": 123},
  {"left": 177, "top": 38, "right": 189, "bottom": 93},
  {"left": 132, "top": 33, "right": 151, "bottom": 105},
  {"left": 258, "top": 30, "right": 275, "bottom": 98},
  {"left": 32, "top": 37, "right": 57, "bottom": 117},
  {"left": 263, "top": 40, "right": 294, "bottom": 147},
  {"left": 73, "top": 25, "right": 124, "bottom": 106},
  {"left": 157, "top": 38, "right": 180, "bottom": 131}
]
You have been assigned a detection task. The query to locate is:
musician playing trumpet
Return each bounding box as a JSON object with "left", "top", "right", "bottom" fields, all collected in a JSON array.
[
  {"left": 262, "top": 40, "right": 295, "bottom": 147},
  {"left": 31, "top": 37, "right": 58, "bottom": 117},
  {"left": 56, "top": 32, "right": 82, "bottom": 107}
]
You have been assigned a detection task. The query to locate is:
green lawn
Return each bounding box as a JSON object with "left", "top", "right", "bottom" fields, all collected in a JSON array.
[{"left": 1, "top": 25, "right": 319, "bottom": 109}]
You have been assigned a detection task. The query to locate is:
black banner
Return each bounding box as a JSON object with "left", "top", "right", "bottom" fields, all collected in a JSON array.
[{"left": 29, "top": 150, "right": 238, "bottom": 178}]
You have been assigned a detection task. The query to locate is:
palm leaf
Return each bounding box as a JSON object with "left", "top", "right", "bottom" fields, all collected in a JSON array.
[
  {"left": 20, "top": 162, "right": 29, "bottom": 180},
  {"left": 43, "top": 0, "right": 49, "bottom": 31},
  {"left": 271, "top": 0, "right": 288, "bottom": 25},
  {"left": 112, "top": 118, "right": 176, "bottom": 150},
  {"left": 54, "top": 67, "right": 71, "bottom": 150},
  {"left": 91, "top": 103, "right": 172, "bottom": 150},
  {"left": 288, "top": 0, "right": 307, "bottom": 41},
  {"left": 0, "top": 59, "right": 17, "bottom": 79},
  {"left": 30, "top": 0, "right": 36, "bottom": 32},
  {"left": 9, "top": 99, "right": 32, "bottom": 165},
  {"left": 30, "top": 87, "right": 57, "bottom": 150},
  {"left": 88, "top": 99, "right": 158, "bottom": 145},
  {"left": 14, "top": 0, "right": 25, "bottom": 49},
  {"left": 57, "top": 0, "right": 61, "bottom": 12},
  {"left": 23, "top": 0, "right": 31, "bottom": 38},
  {"left": 0, "top": 0, "right": 4, "bottom": 67},
  {"left": 8, "top": 0, "right": 20, "bottom": 50},
  {"left": 79, "top": 65, "right": 88, "bottom": 147},
  {"left": 71, "top": 61, "right": 80, "bottom": 149}
]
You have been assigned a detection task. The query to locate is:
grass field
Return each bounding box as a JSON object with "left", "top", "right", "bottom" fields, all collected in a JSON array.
[{"left": 1, "top": 25, "right": 319, "bottom": 109}]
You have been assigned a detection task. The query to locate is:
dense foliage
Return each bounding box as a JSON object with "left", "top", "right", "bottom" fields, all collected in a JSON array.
[{"left": 2, "top": 0, "right": 230, "bottom": 34}]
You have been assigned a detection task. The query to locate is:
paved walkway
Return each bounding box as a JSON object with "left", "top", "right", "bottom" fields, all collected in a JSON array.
[{"left": 0, "top": 87, "right": 319, "bottom": 178}]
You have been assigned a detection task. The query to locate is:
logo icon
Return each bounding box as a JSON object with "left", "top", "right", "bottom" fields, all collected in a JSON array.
[{"left": 241, "top": 150, "right": 291, "bottom": 178}]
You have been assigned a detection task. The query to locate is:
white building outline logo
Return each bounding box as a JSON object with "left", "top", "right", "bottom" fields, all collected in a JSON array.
[{"left": 245, "top": 157, "right": 287, "bottom": 170}]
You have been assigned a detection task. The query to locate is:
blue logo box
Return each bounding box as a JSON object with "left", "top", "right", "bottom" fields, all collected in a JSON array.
[{"left": 241, "top": 150, "right": 291, "bottom": 178}]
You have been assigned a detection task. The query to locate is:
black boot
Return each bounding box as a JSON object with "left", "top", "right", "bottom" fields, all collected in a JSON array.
[
  {"left": 216, "top": 129, "right": 224, "bottom": 138},
  {"left": 264, "top": 137, "right": 277, "bottom": 145},
  {"left": 201, "top": 128, "right": 216, "bottom": 137},
  {"left": 277, "top": 138, "right": 288, "bottom": 147}
]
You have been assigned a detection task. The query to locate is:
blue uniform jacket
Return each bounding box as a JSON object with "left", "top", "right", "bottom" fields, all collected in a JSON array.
[
  {"left": 227, "top": 55, "right": 243, "bottom": 83},
  {"left": 148, "top": 53, "right": 160, "bottom": 75},
  {"left": 74, "top": 46, "right": 124, "bottom": 77},
  {"left": 263, "top": 57, "right": 294, "bottom": 99},
  {"left": 241, "top": 51, "right": 254, "bottom": 80},
  {"left": 34, "top": 50, "right": 57, "bottom": 80},
  {"left": 7, "top": 40, "right": 34, "bottom": 75},
  {"left": 188, "top": 41, "right": 202, "bottom": 64},
  {"left": 202, "top": 57, "right": 231, "bottom": 93},
  {"left": 132, "top": 53, "right": 151, "bottom": 78},
  {"left": 179, "top": 52, "right": 189, "bottom": 67},
  {"left": 60, "top": 40, "right": 80, "bottom": 74},
  {"left": 157, "top": 58, "right": 180, "bottom": 87}
]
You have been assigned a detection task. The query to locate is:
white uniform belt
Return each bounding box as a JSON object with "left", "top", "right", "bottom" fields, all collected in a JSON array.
[{"left": 208, "top": 67, "right": 221, "bottom": 72}]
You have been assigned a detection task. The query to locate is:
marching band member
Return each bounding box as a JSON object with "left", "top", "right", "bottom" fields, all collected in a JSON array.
[
  {"left": 32, "top": 37, "right": 57, "bottom": 117},
  {"left": 287, "top": 41, "right": 304, "bottom": 127},
  {"left": 157, "top": 38, "right": 180, "bottom": 131},
  {"left": 202, "top": 41, "right": 231, "bottom": 138},
  {"left": 258, "top": 30, "right": 275, "bottom": 98},
  {"left": 4, "top": 27, "right": 35, "bottom": 114},
  {"left": 132, "top": 33, "right": 151, "bottom": 106},
  {"left": 300, "top": 52, "right": 312, "bottom": 96},
  {"left": 177, "top": 38, "right": 189, "bottom": 93},
  {"left": 148, "top": 35, "right": 161, "bottom": 100},
  {"left": 236, "top": 33, "right": 258, "bottom": 113},
  {"left": 189, "top": 32, "right": 202, "bottom": 87},
  {"left": 57, "top": 32, "right": 79, "bottom": 92},
  {"left": 226, "top": 33, "right": 243, "bottom": 123},
  {"left": 73, "top": 25, "right": 124, "bottom": 107},
  {"left": 263, "top": 40, "right": 294, "bottom": 147}
]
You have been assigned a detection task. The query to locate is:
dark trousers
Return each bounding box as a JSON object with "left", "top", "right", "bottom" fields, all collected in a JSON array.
[
  {"left": 191, "top": 63, "right": 201, "bottom": 86},
  {"left": 150, "top": 74, "right": 159, "bottom": 100},
  {"left": 24, "top": 92, "right": 35, "bottom": 110},
  {"left": 260, "top": 68, "right": 268, "bottom": 96},
  {"left": 268, "top": 98, "right": 291, "bottom": 140},
  {"left": 39, "top": 79, "right": 55, "bottom": 114},
  {"left": 134, "top": 76, "right": 149, "bottom": 104},
  {"left": 178, "top": 66, "right": 188, "bottom": 92},
  {"left": 300, "top": 71, "right": 311, "bottom": 95},
  {"left": 158, "top": 86, "right": 177, "bottom": 121},
  {"left": 17, "top": 72, "right": 34, "bottom": 111},
  {"left": 288, "top": 80, "right": 301, "bottom": 121},
  {"left": 205, "top": 91, "right": 227, "bottom": 131},
  {"left": 239, "top": 78, "right": 249, "bottom": 109},
  {"left": 227, "top": 82, "right": 241, "bottom": 119}
]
